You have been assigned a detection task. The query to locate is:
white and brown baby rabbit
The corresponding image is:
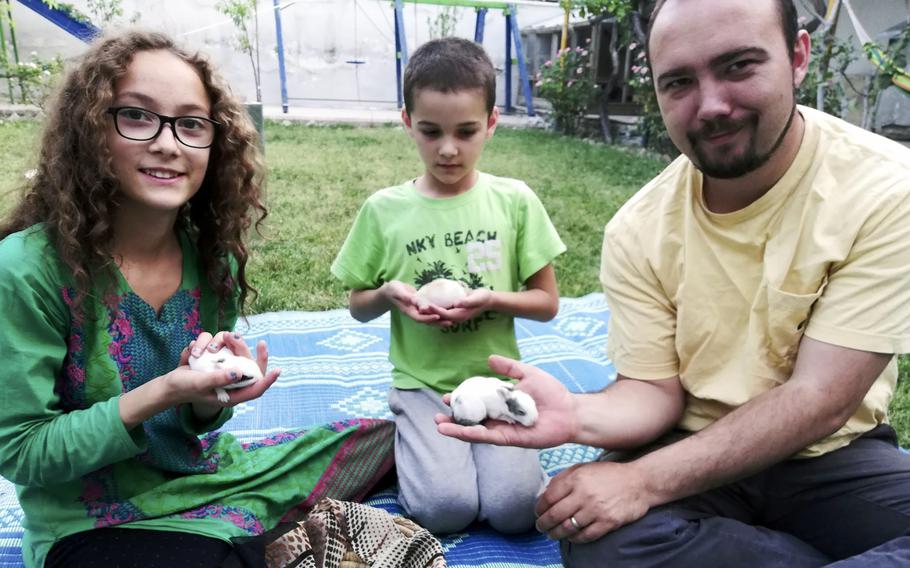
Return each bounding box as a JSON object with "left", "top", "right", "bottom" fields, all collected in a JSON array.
[
  {"left": 414, "top": 278, "right": 469, "bottom": 310},
  {"left": 189, "top": 346, "right": 263, "bottom": 403},
  {"left": 450, "top": 376, "right": 538, "bottom": 427}
]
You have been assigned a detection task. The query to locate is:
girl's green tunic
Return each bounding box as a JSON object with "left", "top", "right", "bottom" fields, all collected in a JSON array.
[{"left": 0, "top": 226, "right": 393, "bottom": 567}]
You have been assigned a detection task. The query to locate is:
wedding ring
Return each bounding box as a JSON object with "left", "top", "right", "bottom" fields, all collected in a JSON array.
[{"left": 570, "top": 515, "right": 582, "bottom": 531}]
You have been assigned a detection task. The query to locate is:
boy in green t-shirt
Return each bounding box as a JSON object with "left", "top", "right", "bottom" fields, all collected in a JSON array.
[{"left": 331, "top": 37, "right": 565, "bottom": 534}]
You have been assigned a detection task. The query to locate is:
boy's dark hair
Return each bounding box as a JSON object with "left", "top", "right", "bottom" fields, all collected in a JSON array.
[
  {"left": 645, "top": 0, "right": 799, "bottom": 63},
  {"left": 403, "top": 37, "right": 496, "bottom": 115}
]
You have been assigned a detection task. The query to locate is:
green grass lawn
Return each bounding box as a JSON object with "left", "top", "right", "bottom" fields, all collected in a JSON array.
[
  {"left": 254, "top": 122, "right": 664, "bottom": 311},
  {"left": 1, "top": 118, "right": 908, "bottom": 446}
]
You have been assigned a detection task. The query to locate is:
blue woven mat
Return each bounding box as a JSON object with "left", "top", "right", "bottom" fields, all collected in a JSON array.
[{"left": 0, "top": 293, "right": 615, "bottom": 567}]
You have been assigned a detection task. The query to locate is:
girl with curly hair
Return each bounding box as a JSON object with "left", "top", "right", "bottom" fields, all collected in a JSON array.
[{"left": 0, "top": 30, "right": 392, "bottom": 567}]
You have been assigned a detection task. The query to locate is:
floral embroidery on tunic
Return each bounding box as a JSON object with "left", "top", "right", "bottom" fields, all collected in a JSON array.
[
  {"left": 79, "top": 467, "right": 147, "bottom": 529},
  {"left": 179, "top": 504, "right": 263, "bottom": 534},
  {"left": 60, "top": 287, "right": 87, "bottom": 410}
]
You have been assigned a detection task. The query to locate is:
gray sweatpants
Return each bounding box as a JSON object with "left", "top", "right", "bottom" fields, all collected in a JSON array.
[
  {"left": 390, "top": 387, "right": 547, "bottom": 534},
  {"left": 561, "top": 425, "right": 910, "bottom": 567}
]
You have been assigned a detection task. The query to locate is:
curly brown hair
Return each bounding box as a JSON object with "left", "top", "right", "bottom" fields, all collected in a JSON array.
[{"left": 0, "top": 30, "right": 266, "bottom": 318}]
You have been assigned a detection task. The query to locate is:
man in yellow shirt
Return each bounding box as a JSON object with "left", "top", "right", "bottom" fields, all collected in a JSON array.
[{"left": 437, "top": 0, "right": 910, "bottom": 565}]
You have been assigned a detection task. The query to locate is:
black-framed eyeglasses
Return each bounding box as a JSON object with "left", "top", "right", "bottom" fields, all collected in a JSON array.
[{"left": 107, "top": 106, "right": 219, "bottom": 149}]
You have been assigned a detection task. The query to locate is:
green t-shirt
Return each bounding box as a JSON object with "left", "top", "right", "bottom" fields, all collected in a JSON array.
[{"left": 331, "top": 172, "right": 566, "bottom": 393}]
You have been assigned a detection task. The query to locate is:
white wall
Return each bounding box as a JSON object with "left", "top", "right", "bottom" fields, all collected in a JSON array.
[
  {"left": 7, "top": 0, "right": 564, "bottom": 109},
  {"left": 6, "top": 1, "right": 907, "bottom": 110},
  {"left": 800, "top": 0, "right": 910, "bottom": 75}
]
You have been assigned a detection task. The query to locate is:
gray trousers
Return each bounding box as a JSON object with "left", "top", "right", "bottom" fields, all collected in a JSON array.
[
  {"left": 562, "top": 425, "right": 910, "bottom": 567},
  {"left": 390, "top": 387, "right": 547, "bottom": 534}
]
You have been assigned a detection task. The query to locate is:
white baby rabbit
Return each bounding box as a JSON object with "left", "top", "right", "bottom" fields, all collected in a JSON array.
[
  {"left": 414, "top": 278, "right": 469, "bottom": 310},
  {"left": 450, "top": 376, "right": 538, "bottom": 427},
  {"left": 189, "top": 346, "right": 263, "bottom": 403}
]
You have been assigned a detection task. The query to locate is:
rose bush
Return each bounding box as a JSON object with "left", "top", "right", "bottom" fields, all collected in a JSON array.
[{"left": 537, "top": 43, "right": 595, "bottom": 135}]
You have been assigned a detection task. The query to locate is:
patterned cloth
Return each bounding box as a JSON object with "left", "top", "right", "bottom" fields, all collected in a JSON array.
[
  {"left": 0, "top": 293, "right": 616, "bottom": 567},
  {"left": 266, "top": 498, "right": 446, "bottom": 568}
]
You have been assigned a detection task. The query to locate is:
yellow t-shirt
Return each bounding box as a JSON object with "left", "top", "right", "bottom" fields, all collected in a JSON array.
[{"left": 601, "top": 106, "right": 910, "bottom": 457}]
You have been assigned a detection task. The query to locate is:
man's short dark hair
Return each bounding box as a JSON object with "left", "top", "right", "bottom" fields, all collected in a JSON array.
[
  {"left": 645, "top": 0, "right": 799, "bottom": 63},
  {"left": 403, "top": 37, "right": 497, "bottom": 116}
]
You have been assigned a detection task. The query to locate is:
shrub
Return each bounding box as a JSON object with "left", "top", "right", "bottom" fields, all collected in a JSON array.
[
  {"left": 0, "top": 53, "right": 65, "bottom": 109},
  {"left": 627, "top": 42, "right": 675, "bottom": 155},
  {"left": 796, "top": 32, "right": 856, "bottom": 119},
  {"left": 536, "top": 43, "right": 595, "bottom": 135}
]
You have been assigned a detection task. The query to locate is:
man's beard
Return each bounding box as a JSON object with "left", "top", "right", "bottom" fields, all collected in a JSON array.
[{"left": 688, "top": 102, "right": 797, "bottom": 180}]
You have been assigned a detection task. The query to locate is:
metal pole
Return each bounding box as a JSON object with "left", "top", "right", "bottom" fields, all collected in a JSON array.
[
  {"left": 4, "top": 0, "right": 24, "bottom": 103},
  {"left": 273, "top": 0, "right": 289, "bottom": 113},
  {"left": 509, "top": 5, "right": 534, "bottom": 116},
  {"left": 395, "top": 0, "right": 409, "bottom": 68},
  {"left": 505, "top": 8, "right": 512, "bottom": 113},
  {"left": 0, "top": 6, "right": 13, "bottom": 102},
  {"left": 474, "top": 7, "right": 487, "bottom": 43},
  {"left": 560, "top": 2, "right": 569, "bottom": 50},
  {"left": 394, "top": 0, "right": 406, "bottom": 108},
  {"left": 14, "top": 0, "right": 100, "bottom": 42}
]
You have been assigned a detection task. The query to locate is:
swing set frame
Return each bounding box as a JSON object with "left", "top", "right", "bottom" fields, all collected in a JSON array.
[
  {"left": 13, "top": 0, "right": 547, "bottom": 115},
  {"left": 389, "top": 0, "right": 535, "bottom": 115}
]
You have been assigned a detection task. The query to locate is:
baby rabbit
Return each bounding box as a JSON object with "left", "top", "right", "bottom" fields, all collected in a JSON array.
[
  {"left": 450, "top": 376, "right": 538, "bottom": 427},
  {"left": 414, "top": 278, "right": 469, "bottom": 310},
  {"left": 189, "top": 346, "right": 263, "bottom": 403}
]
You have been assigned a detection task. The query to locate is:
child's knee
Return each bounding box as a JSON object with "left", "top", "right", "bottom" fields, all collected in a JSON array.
[
  {"left": 478, "top": 464, "right": 545, "bottom": 533},
  {"left": 481, "top": 490, "right": 539, "bottom": 534},
  {"left": 406, "top": 490, "right": 478, "bottom": 534},
  {"left": 486, "top": 509, "right": 537, "bottom": 534}
]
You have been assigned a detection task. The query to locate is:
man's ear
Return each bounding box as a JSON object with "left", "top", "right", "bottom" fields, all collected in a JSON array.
[
  {"left": 486, "top": 106, "right": 500, "bottom": 139},
  {"left": 792, "top": 29, "right": 811, "bottom": 89}
]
